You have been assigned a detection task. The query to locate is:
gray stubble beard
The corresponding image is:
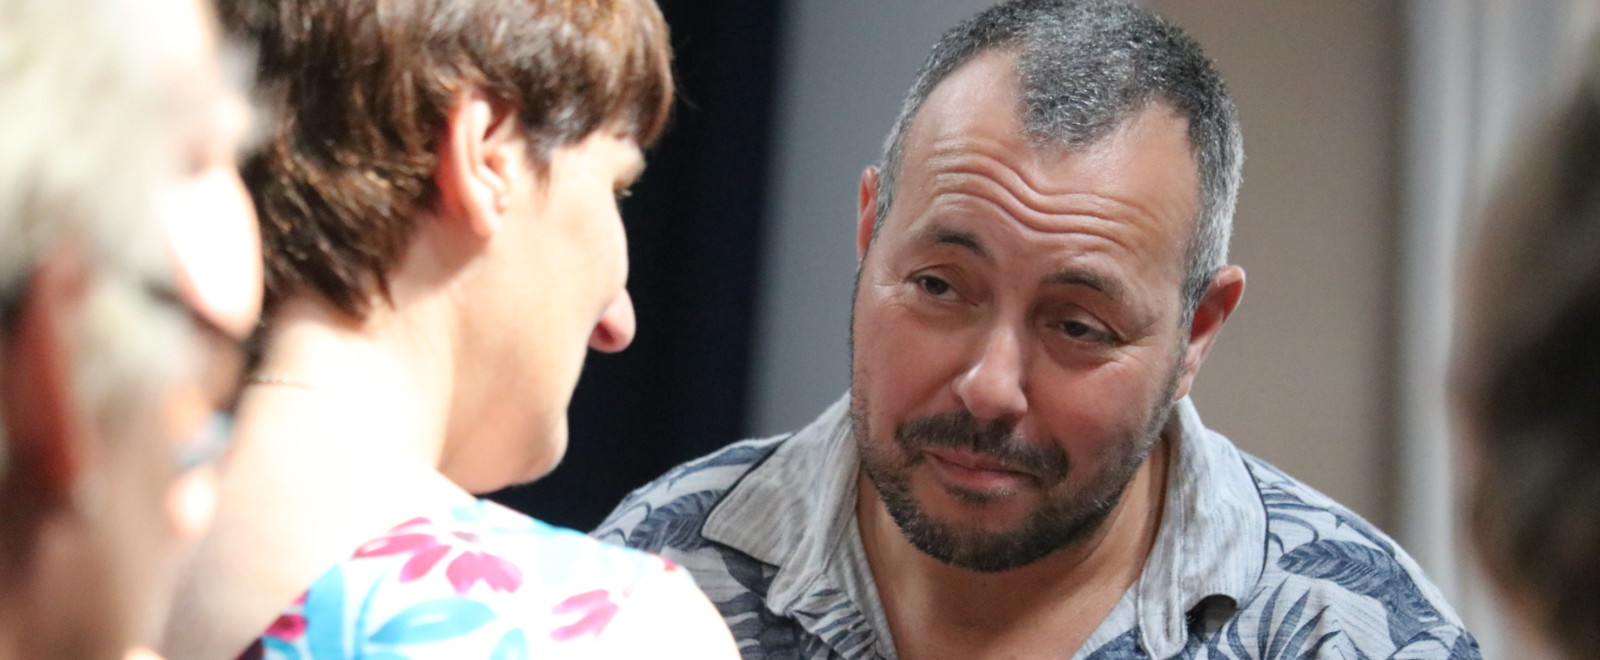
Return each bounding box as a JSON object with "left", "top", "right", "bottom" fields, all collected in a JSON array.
[{"left": 851, "top": 361, "right": 1181, "bottom": 573}]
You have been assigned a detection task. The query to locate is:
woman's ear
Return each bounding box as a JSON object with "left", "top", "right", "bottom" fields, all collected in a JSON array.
[{"left": 434, "top": 89, "right": 525, "bottom": 239}]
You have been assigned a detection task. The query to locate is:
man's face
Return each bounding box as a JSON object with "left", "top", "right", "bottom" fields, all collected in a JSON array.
[{"left": 850, "top": 51, "right": 1202, "bottom": 572}]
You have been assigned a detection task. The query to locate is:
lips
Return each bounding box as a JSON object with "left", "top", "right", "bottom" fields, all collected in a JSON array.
[{"left": 921, "top": 448, "right": 1036, "bottom": 492}]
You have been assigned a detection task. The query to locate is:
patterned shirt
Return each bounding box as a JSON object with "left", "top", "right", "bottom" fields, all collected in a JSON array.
[
  {"left": 242, "top": 499, "right": 693, "bottom": 659},
  {"left": 594, "top": 395, "right": 1481, "bottom": 659}
]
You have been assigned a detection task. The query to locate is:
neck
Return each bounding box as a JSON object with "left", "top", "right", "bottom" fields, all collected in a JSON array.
[
  {"left": 243, "top": 295, "right": 456, "bottom": 469},
  {"left": 162, "top": 294, "right": 474, "bottom": 660},
  {"left": 858, "top": 432, "right": 1171, "bottom": 657}
]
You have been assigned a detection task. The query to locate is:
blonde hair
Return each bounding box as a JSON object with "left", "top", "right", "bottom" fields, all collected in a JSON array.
[{"left": 0, "top": 0, "right": 193, "bottom": 471}]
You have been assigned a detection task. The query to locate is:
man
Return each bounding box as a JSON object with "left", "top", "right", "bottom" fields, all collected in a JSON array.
[
  {"left": 0, "top": 0, "right": 261, "bottom": 657},
  {"left": 597, "top": 1, "right": 1478, "bottom": 658},
  {"left": 1455, "top": 39, "right": 1600, "bottom": 660}
]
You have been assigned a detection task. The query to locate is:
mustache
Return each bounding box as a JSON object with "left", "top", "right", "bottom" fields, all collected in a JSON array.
[{"left": 894, "top": 412, "right": 1070, "bottom": 483}]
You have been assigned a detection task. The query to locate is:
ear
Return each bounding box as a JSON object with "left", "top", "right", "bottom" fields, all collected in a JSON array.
[
  {"left": 856, "top": 166, "right": 880, "bottom": 261},
  {"left": 434, "top": 88, "right": 524, "bottom": 239},
  {"left": 1, "top": 247, "right": 92, "bottom": 509},
  {"left": 1172, "top": 265, "right": 1245, "bottom": 401}
]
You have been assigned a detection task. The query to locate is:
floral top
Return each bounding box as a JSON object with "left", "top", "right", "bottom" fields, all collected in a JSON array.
[{"left": 241, "top": 499, "right": 687, "bottom": 659}]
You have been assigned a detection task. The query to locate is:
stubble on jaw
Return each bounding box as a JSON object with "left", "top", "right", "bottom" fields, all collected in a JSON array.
[{"left": 850, "top": 362, "right": 1180, "bottom": 573}]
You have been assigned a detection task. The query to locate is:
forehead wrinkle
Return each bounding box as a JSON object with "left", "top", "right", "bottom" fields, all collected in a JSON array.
[
  {"left": 917, "top": 122, "right": 1187, "bottom": 246},
  {"left": 917, "top": 186, "right": 1146, "bottom": 307},
  {"left": 923, "top": 169, "right": 1144, "bottom": 262}
]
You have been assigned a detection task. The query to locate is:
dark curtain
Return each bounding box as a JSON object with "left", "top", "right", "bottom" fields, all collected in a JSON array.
[{"left": 490, "top": 0, "right": 783, "bottom": 531}]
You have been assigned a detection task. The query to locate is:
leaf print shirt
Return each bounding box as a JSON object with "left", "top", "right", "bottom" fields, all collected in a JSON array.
[
  {"left": 240, "top": 500, "right": 694, "bottom": 659},
  {"left": 593, "top": 395, "right": 1482, "bottom": 659}
]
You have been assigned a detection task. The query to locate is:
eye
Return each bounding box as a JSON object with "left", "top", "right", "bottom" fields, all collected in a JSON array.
[
  {"left": 613, "top": 187, "right": 634, "bottom": 203},
  {"left": 915, "top": 274, "right": 958, "bottom": 300},
  {"left": 1055, "top": 318, "right": 1116, "bottom": 344}
]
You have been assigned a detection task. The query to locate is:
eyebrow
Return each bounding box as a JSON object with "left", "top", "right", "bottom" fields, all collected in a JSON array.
[
  {"left": 1045, "top": 267, "right": 1127, "bottom": 303},
  {"left": 917, "top": 225, "right": 1126, "bottom": 297},
  {"left": 918, "top": 227, "right": 990, "bottom": 260}
]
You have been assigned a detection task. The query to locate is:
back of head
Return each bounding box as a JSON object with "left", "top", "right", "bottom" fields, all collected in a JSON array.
[
  {"left": 0, "top": 0, "right": 188, "bottom": 472},
  {"left": 876, "top": 0, "right": 1241, "bottom": 316},
  {"left": 0, "top": 0, "right": 198, "bottom": 653},
  {"left": 218, "top": 0, "right": 674, "bottom": 318},
  {"left": 1458, "top": 41, "right": 1600, "bottom": 660}
]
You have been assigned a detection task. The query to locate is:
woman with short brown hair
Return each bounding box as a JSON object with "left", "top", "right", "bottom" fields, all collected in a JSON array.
[{"left": 159, "top": 1, "right": 737, "bottom": 657}]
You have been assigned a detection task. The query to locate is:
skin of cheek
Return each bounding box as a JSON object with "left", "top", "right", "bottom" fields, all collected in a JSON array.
[
  {"left": 854, "top": 278, "right": 962, "bottom": 433},
  {"left": 457, "top": 147, "right": 626, "bottom": 491},
  {"left": 855, "top": 262, "right": 1177, "bottom": 492},
  {"left": 1022, "top": 350, "right": 1171, "bottom": 475}
]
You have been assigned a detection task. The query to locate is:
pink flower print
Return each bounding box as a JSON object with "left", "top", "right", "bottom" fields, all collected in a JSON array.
[
  {"left": 355, "top": 532, "right": 443, "bottom": 560},
  {"left": 356, "top": 532, "right": 452, "bottom": 582},
  {"left": 399, "top": 543, "right": 451, "bottom": 581},
  {"left": 352, "top": 524, "right": 525, "bottom": 594},
  {"left": 445, "top": 550, "right": 523, "bottom": 595},
  {"left": 550, "top": 589, "right": 621, "bottom": 642},
  {"left": 262, "top": 590, "right": 310, "bottom": 641},
  {"left": 266, "top": 612, "right": 307, "bottom": 640},
  {"left": 393, "top": 516, "right": 432, "bottom": 530}
]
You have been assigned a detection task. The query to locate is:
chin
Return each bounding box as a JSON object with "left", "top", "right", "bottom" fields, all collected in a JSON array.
[
  {"left": 912, "top": 480, "right": 1038, "bottom": 531},
  {"left": 516, "top": 454, "right": 563, "bottom": 485},
  {"left": 500, "top": 412, "right": 569, "bottom": 485}
]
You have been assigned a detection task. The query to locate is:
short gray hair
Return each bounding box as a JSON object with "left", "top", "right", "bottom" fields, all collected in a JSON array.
[
  {"left": 875, "top": 0, "right": 1242, "bottom": 320},
  {"left": 0, "top": 0, "right": 192, "bottom": 470}
]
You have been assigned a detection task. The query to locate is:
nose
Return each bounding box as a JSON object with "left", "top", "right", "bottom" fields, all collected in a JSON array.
[
  {"left": 588, "top": 289, "right": 637, "bottom": 353},
  {"left": 953, "top": 326, "right": 1029, "bottom": 423},
  {"left": 161, "top": 168, "right": 264, "bottom": 338}
]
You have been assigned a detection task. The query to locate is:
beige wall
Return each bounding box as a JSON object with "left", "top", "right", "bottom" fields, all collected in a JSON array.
[{"left": 1145, "top": 1, "right": 1402, "bottom": 528}]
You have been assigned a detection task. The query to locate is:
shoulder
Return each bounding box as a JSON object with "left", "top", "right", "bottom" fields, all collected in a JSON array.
[
  {"left": 591, "top": 437, "right": 818, "bottom": 657},
  {"left": 591, "top": 435, "right": 788, "bottom": 555},
  {"left": 355, "top": 500, "right": 675, "bottom": 595},
  {"left": 251, "top": 501, "right": 699, "bottom": 658},
  {"left": 592, "top": 566, "right": 741, "bottom": 659},
  {"left": 1225, "top": 454, "right": 1480, "bottom": 659}
]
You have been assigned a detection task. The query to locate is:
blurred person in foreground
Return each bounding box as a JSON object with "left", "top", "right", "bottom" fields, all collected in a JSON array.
[
  {"left": 1455, "top": 38, "right": 1600, "bottom": 660},
  {"left": 0, "top": 0, "right": 262, "bottom": 657},
  {"left": 596, "top": 0, "right": 1478, "bottom": 657},
  {"left": 159, "top": 0, "right": 738, "bottom": 658}
]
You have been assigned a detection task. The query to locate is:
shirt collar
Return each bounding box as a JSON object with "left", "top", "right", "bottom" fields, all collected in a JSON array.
[
  {"left": 703, "top": 394, "right": 866, "bottom": 615},
  {"left": 1134, "top": 397, "right": 1267, "bottom": 658},
  {"left": 703, "top": 394, "right": 1267, "bottom": 659}
]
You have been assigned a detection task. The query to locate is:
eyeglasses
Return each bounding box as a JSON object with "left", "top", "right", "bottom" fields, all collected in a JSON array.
[
  {"left": 0, "top": 272, "right": 249, "bottom": 472},
  {"left": 141, "top": 282, "right": 249, "bottom": 471}
]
